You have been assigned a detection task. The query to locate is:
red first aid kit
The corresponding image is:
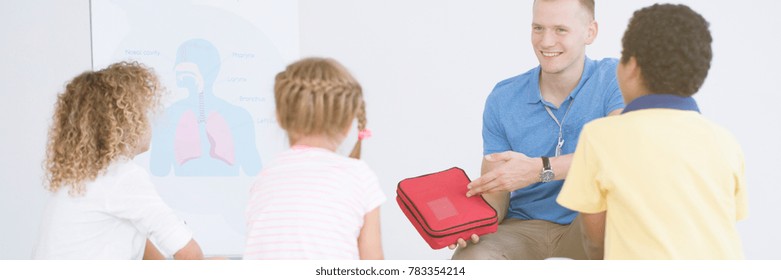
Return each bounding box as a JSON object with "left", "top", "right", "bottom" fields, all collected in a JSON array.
[{"left": 396, "top": 167, "right": 498, "bottom": 249}]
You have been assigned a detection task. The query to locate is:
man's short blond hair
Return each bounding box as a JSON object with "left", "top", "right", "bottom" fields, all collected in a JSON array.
[{"left": 535, "top": 0, "right": 595, "bottom": 20}]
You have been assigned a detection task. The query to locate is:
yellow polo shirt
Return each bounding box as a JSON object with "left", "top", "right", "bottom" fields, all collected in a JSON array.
[{"left": 557, "top": 108, "right": 746, "bottom": 259}]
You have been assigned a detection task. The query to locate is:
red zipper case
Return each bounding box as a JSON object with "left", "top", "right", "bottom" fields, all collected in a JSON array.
[{"left": 396, "top": 167, "right": 498, "bottom": 249}]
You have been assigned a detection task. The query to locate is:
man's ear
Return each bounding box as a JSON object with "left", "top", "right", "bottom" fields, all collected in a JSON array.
[{"left": 586, "top": 20, "right": 598, "bottom": 45}]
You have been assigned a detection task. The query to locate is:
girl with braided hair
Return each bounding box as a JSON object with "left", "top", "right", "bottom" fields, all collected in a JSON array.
[
  {"left": 34, "top": 61, "right": 205, "bottom": 259},
  {"left": 244, "top": 58, "right": 385, "bottom": 259}
]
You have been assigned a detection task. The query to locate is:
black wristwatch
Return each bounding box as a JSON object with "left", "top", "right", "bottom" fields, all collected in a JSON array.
[{"left": 540, "top": 156, "right": 554, "bottom": 183}]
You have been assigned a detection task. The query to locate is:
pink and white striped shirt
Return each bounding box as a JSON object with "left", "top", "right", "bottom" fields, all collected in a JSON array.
[{"left": 243, "top": 145, "right": 385, "bottom": 259}]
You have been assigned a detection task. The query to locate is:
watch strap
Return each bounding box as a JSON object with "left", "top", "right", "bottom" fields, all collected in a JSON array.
[{"left": 541, "top": 156, "right": 551, "bottom": 170}]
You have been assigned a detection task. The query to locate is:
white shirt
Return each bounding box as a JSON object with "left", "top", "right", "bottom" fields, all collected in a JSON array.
[
  {"left": 244, "top": 146, "right": 386, "bottom": 259},
  {"left": 33, "top": 160, "right": 193, "bottom": 259}
]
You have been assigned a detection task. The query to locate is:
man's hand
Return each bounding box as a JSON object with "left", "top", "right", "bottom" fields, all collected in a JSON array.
[
  {"left": 447, "top": 234, "right": 480, "bottom": 250},
  {"left": 466, "top": 151, "right": 539, "bottom": 197}
]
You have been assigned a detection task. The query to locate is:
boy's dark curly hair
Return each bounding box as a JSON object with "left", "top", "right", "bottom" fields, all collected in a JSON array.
[{"left": 621, "top": 4, "right": 712, "bottom": 97}]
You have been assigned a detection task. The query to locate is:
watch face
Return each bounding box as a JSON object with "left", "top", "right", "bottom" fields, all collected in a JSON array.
[{"left": 541, "top": 170, "right": 554, "bottom": 182}]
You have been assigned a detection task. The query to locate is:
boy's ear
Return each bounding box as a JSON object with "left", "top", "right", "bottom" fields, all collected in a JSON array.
[
  {"left": 627, "top": 57, "right": 643, "bottom": 84},
  {"left": 626, "top": 56, "right": 651, "bottom": 95}
]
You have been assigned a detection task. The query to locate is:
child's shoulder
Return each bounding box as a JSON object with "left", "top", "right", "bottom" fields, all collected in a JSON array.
[
  {"left": 581, "top": 114, "right": 626, "bottom": 133},
  {"left": 324, "top": 152, "right": 375, "bottom": 175},
  {"left": 321, "top": 152, "right": 378, "bottom": 180},
  {"left": 697, "top": 117, "right": 743, "bottom": 153},
  {"left": 76, "top": 159, "right": 151, "bottom": 197},
  {"left": 109, "top": 159, "right": 148, "bottom": 178},
  {"left": 258, "top": 149, "right": 378, "bottom": 186},
  {"left": 270, "top": 147, "right": 375, "bottom": 172}
]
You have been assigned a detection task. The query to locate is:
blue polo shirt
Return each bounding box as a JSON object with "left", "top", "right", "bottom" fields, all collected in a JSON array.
[{"left": 482, "top": 57, "right": 625, "bottom": 224}]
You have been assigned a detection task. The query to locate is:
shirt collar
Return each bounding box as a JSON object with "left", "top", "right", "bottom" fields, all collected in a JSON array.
[
  {"left": 525, "top": 56, "right": 595, "bottom": 104},
  {"left": 622, "top": 94, "right": 701, "bottom": 114}
]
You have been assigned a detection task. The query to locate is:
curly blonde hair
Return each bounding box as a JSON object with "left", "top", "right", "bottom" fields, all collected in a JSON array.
[
  {"left": 44, "top": 61, "right": 162, "bottom": 195},
  {"left": 274, "top": 57, "right": 367, "bottom": 158}
]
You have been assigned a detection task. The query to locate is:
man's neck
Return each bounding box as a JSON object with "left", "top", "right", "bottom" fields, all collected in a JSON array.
[{"left": 539, "top": 58, "right": 585, "bottom": 108}]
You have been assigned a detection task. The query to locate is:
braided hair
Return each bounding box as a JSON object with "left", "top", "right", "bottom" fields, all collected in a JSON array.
[{"left": 274, "top": 57, "right": 367, "bottom": 159}]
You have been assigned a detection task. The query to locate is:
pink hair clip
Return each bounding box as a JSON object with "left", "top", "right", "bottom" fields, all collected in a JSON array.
[{"left": 358, "top": 129, "right": 372, "bottom": 140}]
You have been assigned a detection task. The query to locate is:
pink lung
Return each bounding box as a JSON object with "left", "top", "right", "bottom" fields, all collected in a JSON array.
[
  {"left": 206, "top": 112, "right": 235, "bottom": 165},
  {"left": 174, "top": 110, "right": 236, "bottom": 166},
  {"left": 174, "top": 111, "right": 201, "bottom": 164}
]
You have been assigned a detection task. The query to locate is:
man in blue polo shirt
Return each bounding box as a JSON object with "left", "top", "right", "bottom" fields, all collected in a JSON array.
[{"left": 451, "top": 0, "right": 624, "bottom": 259}]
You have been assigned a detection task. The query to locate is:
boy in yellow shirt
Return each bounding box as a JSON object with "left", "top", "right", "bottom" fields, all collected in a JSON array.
[{"left": 557, "top": 4, "right": 746, "bottom": 259}]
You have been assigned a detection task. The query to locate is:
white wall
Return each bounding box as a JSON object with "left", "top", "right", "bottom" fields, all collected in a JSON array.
[
  {"left": 1, "top": 0, "right": 779, "bottom": 259},
  {"left": 299, "top": 0, "right": 528, "bottom": 260},
  {"left": 0, "top": 0, "right": 92, "bottom": 259}
]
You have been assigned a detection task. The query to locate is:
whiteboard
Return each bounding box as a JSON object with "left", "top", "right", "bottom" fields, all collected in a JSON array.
[{"left": 91, "top": 0, "right": 299, "bottom": 256}]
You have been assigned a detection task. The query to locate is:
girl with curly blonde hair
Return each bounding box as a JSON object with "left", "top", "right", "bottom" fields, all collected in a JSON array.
[
  {"left": 244, "top": 58, "right": 385, "bottom": 259},
  {"left": 34, "top": 61, "right": 204, "bottom": 259}
]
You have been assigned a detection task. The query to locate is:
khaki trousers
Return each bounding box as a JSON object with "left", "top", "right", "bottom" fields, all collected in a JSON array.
[{"left": 451, "top": 215, "right": 588, "bottom": 260}]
